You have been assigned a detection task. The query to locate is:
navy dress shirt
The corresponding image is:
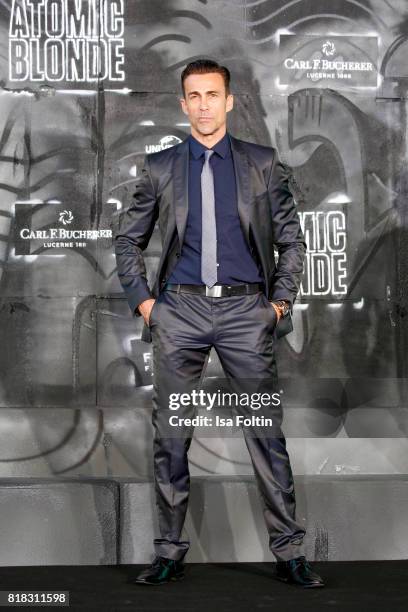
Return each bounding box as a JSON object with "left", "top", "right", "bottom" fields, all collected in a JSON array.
[{"left": 168, "top": 132, "right": 263, "bottom": 285}]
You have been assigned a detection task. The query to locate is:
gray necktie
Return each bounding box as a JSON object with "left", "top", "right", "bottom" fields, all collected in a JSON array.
[{"left": 201, "top": 149, "right": 217, "bottom": 287}]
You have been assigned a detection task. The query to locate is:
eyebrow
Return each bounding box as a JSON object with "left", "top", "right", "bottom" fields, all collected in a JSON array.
[{"left": 187, "top": 90, "right": 220, "bottom": 96}]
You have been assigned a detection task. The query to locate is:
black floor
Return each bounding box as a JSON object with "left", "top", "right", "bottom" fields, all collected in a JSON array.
[{"left": 1, "top": 561, "right": 407, "bottom": 611}]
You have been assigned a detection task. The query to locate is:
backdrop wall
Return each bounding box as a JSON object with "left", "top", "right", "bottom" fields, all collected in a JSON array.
[{"left": 0, "top": 0, "right": 407, "bottom": 564}]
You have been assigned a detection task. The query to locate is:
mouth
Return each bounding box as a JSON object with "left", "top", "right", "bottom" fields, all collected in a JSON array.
[{"left": 198, "top": 117, "right": 212, "bottom": 122}]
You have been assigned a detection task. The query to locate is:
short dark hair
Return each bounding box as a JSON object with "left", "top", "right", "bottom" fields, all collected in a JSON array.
[{"left": 181, "top": 59, "right": 231, "bottom": 96}]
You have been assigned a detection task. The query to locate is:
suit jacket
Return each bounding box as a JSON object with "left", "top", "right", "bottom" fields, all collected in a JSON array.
[{"left": 114, "top": 134, "right": 306, "bottom": 342}]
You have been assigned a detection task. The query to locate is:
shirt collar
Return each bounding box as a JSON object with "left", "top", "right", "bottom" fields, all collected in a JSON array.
[{"left": 189, "top": 132, "right": 230, "bottom": 160}]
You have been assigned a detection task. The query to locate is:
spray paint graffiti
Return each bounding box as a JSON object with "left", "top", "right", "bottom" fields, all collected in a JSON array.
[{"left": 0, "top": 0, "right": 407, "bottom": 484}]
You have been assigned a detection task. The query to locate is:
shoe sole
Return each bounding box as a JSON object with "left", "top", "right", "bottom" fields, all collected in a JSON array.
[
  {"left": 133, "top": 575, "right": 185, "bottom": 586},
  {"left": 274, "top": 575, "right": 324, "bottom": 588}
]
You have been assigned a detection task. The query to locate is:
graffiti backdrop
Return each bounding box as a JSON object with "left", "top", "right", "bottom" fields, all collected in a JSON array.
[{"left": 1, "top": 0, "right": 408, "bottom": 485}]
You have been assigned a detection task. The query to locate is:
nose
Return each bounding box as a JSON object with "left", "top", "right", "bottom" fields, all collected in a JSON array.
[{"left": 199, "top": 96, "right": 209, "bottom": 110}]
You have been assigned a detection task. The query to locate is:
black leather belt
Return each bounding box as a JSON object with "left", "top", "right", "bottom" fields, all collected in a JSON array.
[{"left": 163, "top": 283, "right": 263, "bottom": 297}]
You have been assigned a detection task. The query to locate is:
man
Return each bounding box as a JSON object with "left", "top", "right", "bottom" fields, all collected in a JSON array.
[{"left": 114, "top": 59, "right": 324, "bottom": 588}]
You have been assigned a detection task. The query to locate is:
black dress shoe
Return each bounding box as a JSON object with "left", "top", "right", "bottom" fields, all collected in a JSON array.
[
  {"left": 275, "top": 556, "right": 324, "bottom": 588},
  {"left": 133, "top": 556, "right": 185, "bottom": 585}
]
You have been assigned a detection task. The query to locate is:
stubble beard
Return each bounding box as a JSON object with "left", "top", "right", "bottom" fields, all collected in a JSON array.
[{"left": 193, "top": 118, "right": 224, "bottom": 138}]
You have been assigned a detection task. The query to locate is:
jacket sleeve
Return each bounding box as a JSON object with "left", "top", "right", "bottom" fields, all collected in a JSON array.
[
  {"left": 268, "top": 149, "right": 307, "bottom": 308},
  {"left": 114, "top": 155, "right": 159, "bottom": 316}
]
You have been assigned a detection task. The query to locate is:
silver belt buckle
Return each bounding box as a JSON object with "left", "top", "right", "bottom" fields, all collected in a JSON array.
[{"left": 205, "top": 285, "right": 223, "bottom": 298}]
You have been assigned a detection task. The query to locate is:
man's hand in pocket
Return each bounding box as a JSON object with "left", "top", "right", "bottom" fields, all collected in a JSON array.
[
  {"left": 270, "top": 302, "right": 282, "bottom": 322},
  {"left": 138, "top": 298, "right": 156, "bottom": 326}
]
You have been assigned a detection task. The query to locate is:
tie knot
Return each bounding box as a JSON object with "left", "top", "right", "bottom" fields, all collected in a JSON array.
[{"left": 204, "top": 149, "right": 214, "bottom": 162}]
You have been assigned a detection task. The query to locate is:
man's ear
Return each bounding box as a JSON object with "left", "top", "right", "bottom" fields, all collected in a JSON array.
[
  {"left": 180, "top": 97, "right": 188, "bottom": 115},
  {"left": 226, "top": 94, "right": 234, "bottom": 113}
]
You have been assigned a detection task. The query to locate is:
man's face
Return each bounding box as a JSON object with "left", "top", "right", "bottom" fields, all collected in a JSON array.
[{"left": 180, "top": 72, "right": 233, "bottom": 137}]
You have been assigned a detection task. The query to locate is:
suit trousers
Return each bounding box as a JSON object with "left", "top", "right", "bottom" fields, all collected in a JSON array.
[{"left": 148, "top": 288, "right": 306, "bottom": 562}]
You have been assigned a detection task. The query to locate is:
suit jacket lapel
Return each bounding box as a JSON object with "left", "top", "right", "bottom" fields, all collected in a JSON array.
[
  {"left": 173, "top": 137, "right": 190, "bottom": 247},
  {"left": 229, "top": 135, "right": 251, "bottom": 245}
]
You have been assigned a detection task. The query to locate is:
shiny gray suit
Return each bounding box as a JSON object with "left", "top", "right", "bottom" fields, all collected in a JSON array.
[
  {"left": 115, "top": 134, "right": 307, "bottom": 562},
  {"left": 115, "top": 135, "right": 306, "bottom": 342}
]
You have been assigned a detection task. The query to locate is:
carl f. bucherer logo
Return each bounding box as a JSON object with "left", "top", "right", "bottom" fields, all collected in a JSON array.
[
  {"left": 322, "top": 40, "right": 336, "bottom": 57},
  {"left": 279, "top": 33, "right": 378, "bottom": 89},
  {"left": 58, "top": 210, "right": 74, "bottom": 225},
  {"left": 16, "top": 205, "right": 112, "bottom": 251}
]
